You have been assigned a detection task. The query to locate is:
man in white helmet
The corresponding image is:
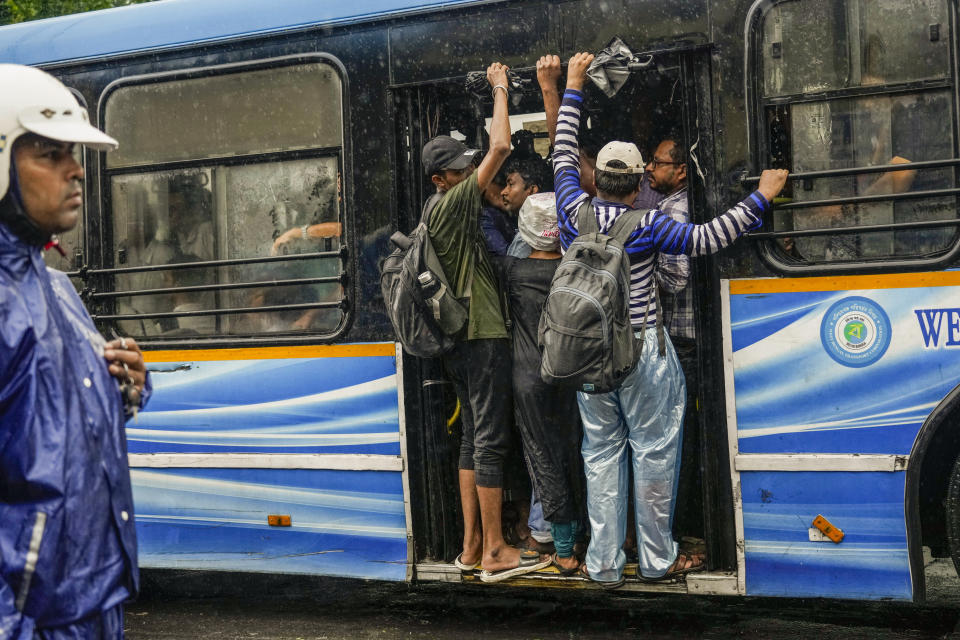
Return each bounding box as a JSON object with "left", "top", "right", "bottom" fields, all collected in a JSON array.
[{"left": 0, "top": 64, "right": 150, "bottom": 639}]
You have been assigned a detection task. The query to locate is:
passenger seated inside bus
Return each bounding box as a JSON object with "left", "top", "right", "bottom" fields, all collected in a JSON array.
[
  {"left": 780, "top": 33, "right": 933, "bottom": 263},
  {"left": 161, "top": 252, "right": 215, "bottom": 335}
]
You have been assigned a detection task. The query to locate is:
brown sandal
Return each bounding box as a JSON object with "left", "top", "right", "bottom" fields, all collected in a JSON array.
[
  {"left": 578, "top": 563, "right": 625, "bottom": 589},
  {"left": 636, "top": 551, "right": 705, "bottom": 582}
]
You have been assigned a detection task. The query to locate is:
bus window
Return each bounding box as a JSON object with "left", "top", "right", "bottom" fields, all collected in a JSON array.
[
  {"left": 751, "top": 0, "right": 959, "bottom": 267},
  {"left": 102, "top": 58, "right": 345, "bottom": 339}
]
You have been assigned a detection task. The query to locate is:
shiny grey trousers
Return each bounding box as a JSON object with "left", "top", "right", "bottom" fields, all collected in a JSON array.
[{"left": 578, "top": 330, "right": 686, "bottom": 582}]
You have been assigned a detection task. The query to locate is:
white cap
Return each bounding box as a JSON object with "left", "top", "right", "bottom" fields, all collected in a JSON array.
[
  {"left": 0, "top": 64, "right": 117, "bottom": 200},
  {"left": 596, "top": 141, "right": 644, "bottom": 174}
]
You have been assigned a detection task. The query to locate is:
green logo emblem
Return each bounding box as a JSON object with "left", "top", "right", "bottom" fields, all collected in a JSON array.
[{"left": 843, "top": 321, "right": 867, "bottom": 345}]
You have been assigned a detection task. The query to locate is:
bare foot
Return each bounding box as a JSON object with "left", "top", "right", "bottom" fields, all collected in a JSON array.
[
  {"left": 460, "top": 542, "right": 482, "bottom": 567},
  {"left": 482, "top": 544, "right": 545, "bottom": 573}
]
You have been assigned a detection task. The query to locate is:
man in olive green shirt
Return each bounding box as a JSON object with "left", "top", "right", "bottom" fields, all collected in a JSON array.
[{"left": 423, "top": 62, "right": 549, "bottom": 582}]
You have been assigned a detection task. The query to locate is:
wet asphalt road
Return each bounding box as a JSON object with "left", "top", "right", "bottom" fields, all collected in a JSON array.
[{"left": 125, "top": 563, "right": 960, "bottom": 640}]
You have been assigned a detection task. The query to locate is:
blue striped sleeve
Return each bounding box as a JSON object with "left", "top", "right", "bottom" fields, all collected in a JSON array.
[
  {"left": 643, "top": 190, "right": 769, "bottom": 256},
  {"left": 553, "top": 89, "right": 589, "bottom": 250}
]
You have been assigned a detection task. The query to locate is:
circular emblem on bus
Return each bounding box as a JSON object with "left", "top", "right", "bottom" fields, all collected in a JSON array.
[{"left": 820, "top": 296, "right": 891, "bottom": 368}]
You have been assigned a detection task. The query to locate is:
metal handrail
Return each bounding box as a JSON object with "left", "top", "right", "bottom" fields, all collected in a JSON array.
[
  {"left": 771, "top": 187, "right": 960, "bottom": 211},
  {"left": 748, "top": 217, "right": 960, "bottom": 240},
  {"left": 742, "top": 158, "right": 960, "bottom": 185},
  {"left": 93, "top": 300, "right": 344, "bottom": 322},
  {"left": 90, "top": 274, "right": 344, "bottom": 300},
  {"left": 86, "top": 248, "right": 344, "bottom": 277}
]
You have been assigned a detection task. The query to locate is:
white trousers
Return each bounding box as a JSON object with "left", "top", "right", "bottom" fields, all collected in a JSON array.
[{"left": 578, "top": 329, "right": 686, "bottom": 581}]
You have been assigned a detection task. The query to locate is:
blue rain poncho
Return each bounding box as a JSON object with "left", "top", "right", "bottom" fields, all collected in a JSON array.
[{"left": 0, "top": 221, "right": 151, "bottom": 637}]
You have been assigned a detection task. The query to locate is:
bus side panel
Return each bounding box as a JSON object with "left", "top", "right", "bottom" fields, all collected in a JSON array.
[
  {"left": 132, "top": 344, "right": 408, "bottom": 580},
  {"left": 731, "top": 283, "right": 960, "bottom": 454},
  {"left": 133, "top": 468, "right": 407, "bottom": 580},
  {"left": 728, "top": 277, "right": 960, "bottom": 600},
  {"left": 741, "top": 471, "right": 911, "bottom": 600},
  {"left": 134, "top": 350, "right": 400, "bottom": 454}
]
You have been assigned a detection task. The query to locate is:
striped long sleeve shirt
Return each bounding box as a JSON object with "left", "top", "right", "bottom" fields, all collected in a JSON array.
[{"left": 553, "top": 88, "right": 770, "bottom": 328}]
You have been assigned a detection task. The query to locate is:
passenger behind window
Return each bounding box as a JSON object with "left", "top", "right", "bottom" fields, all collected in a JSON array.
[
  {"left": 167, "top": 173, "right": 215, "bottom": 261},
  {"left": 791, "top": 34, "right": 918, "bottom": 262},
  {"left": 160, "top": 253, "right": 215, "bottom": 336}
]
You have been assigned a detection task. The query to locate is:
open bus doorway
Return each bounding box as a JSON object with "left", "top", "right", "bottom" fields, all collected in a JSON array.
[{"left": 392, "top": 48, "right": 726, "bottom": 586}]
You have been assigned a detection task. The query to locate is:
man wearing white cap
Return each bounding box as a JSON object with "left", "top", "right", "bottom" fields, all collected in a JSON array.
[
  {"left": 553, "top": 53, "right": 788, "bottom": 587},
  {"left": 0, "top": 64, "right": 150, "bottom": 638}
]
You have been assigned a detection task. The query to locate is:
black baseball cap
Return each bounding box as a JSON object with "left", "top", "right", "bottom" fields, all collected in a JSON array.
[{"left": 421, "top": 135, "right": 479, "bottom": 176}]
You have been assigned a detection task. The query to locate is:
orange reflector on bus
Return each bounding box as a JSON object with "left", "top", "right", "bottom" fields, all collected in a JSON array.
[
  {"left": 812, "top": 514, "right": 843, "bottom": 543},
  {"left": 267, "top": 514, "right": 292, "bottom": 527}
]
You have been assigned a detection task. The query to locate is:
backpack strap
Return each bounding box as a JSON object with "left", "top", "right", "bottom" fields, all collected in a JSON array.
[
  {"left": 421, "top": 189, "right": 476, "bottom": 302},
  {"left": 636, "top": 287, "right": 667, "bottom": 358},
  {"left": 421, "top": 192, "right": 444, "bottom": 225},
  {"left": 576, "top": 199, "right": 598, "bottom": 235}
]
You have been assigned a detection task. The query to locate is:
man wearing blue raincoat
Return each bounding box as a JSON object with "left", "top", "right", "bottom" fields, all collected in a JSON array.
[{"left": 0, "top": 64, "right": 151, "bottom": 639}]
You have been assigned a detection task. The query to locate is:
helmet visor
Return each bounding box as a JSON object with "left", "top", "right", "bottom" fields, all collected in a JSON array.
[{"left": 19, "top": 106, "right": 117, "bottom": 151}]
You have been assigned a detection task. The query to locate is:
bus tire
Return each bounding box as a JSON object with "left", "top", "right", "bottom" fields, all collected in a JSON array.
[{"left": 946, "top": 454, "right": 960, "bottom": 577}]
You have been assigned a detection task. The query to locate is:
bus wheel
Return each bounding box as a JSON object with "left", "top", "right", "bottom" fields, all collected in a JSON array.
[{"left": 946, "top": 454, "right": 960, "bottom": 577}]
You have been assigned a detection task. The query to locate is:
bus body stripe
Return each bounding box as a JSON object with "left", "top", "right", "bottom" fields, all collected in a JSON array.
[
  {"left": 143, "top": 342, "right": 396, "bottom": 363},
  {"left": 729, "top": 271, "right": 960, "bottom": 295}
]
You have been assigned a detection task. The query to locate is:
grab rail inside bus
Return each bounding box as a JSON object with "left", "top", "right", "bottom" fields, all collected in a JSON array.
[
  {"left": 747, "top": 217, "right": 960, "bottom": 240},
  {"left": 92, "top": 300, "right": 345, "bottom": 322},
  {"left": 741, "top": 158, "right": 960, "bottom": 185},
  {"left": 760, "top": 187, "right": 960, "bottom": 211},
  {"left": 89, "top": 274, "right": 346, "bottom": 300},
  {"left": 80, "top": 248, "right": 346, "bottom": 277}
]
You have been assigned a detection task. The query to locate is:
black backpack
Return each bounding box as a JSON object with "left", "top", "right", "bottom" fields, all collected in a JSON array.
[
  {"left": 380, "top": 194, "right": 471, "bottom": 358},
  {"left": 539, "top": 201, "right": 657, "bottom": 393}
]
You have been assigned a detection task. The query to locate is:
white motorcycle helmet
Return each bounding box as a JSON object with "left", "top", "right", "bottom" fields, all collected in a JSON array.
[{"left": 0, "top": 63, "right": 117, "bottom": 201}]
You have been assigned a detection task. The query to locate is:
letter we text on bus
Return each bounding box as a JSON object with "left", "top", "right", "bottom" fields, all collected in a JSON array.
[{"left": 914, "top": 308, "right": 960, "bottom": 348}]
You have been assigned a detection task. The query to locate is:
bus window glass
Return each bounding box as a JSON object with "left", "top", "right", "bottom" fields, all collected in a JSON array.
[
  {"left": 762, "top": 0, "right": 950, "bottom": 97},
  {"left": 105, "top": 62, "right": 342, "bottom": 168},
  {"left": 105, "top": 60, "right": 345, "bottom": 339},
  {"left": 778, "top": 91, "right": 957, "bottom": 261},
  {"left": 111, "top": 158, "right": 342, "bottom": 338}
]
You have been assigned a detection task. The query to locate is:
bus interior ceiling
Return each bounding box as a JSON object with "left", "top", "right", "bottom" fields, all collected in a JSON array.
[{"left": 398, "top": 59, "right": 710, "bottom": 568}]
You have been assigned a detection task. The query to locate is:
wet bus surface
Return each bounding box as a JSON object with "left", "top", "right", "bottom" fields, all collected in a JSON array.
[{"left": 2, "top": 0, "right": 960, "bottom": 603}]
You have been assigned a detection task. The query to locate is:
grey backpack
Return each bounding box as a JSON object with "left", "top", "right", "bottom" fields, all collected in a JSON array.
[
  {"left": 380, "top": 193, "right": 471, "bottom": 358},
  {"left": 538, "top": 201, "right": 649, "bottom": 393}
]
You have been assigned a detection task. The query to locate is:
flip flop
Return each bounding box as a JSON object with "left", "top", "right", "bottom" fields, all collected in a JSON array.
[
  {"left": 636, "top": 551, "right": 705, "bottom": 583},
  {"left": 479, "top": 550, "right": 550, "bottom": 583},
  {"left": 550, "top": 553, "right": 580, "bottom": 577},
  {"left": 578, "top": 563, "right": 625, "bottom": 590},
  {"left": 454, "top": 552, "right": 480, "bottom": 571}
]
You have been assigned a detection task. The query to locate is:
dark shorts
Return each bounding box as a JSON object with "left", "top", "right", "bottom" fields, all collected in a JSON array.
[{"left": 442, "top": 338, "right": 512, "bottom": 488}]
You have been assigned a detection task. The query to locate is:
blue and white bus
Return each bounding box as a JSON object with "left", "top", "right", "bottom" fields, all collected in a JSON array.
[{"left": 2, "top": 0, "right": 959, "bottom": 602}]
